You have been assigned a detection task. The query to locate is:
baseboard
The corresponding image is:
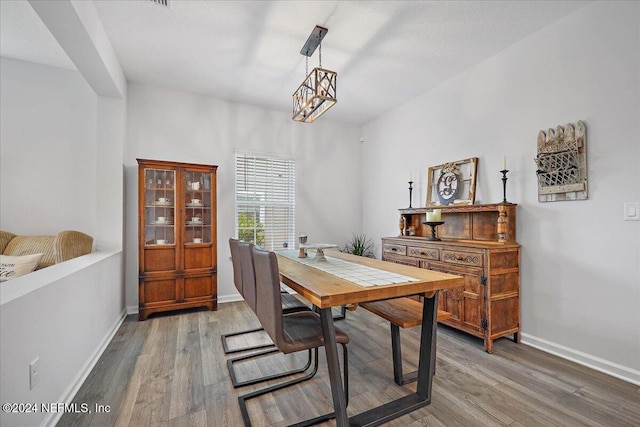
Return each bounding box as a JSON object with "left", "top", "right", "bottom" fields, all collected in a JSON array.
[
  {"left": 521, "top": 333, "right": 640, "bottom": 386},
  {"left": 126, "top": 305, "right": 138, "bottom": 315},
  {"left": 42, "top": 308, "right": 128, "bottom": 427},
  {"left": 218, "top": 294, "right": 243, "bottom": 304}
]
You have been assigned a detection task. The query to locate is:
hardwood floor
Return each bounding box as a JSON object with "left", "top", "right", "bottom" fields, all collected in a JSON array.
[{"left": 59, "top": 301, "right": 640, "bottom": 427}]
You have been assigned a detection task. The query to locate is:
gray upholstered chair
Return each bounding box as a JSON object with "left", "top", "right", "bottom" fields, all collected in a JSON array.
[
  {"left": 222, "top": 239, "right": 310, "bottom": 354},
  {"left": 238, "top": 246, "right": 349, "bottom": 426},
  {"left": 226, "top": 240, "right": 314, "bottom": 388},
  {"left": 221, "top": 238, "right": 274, "bottom": 354}
]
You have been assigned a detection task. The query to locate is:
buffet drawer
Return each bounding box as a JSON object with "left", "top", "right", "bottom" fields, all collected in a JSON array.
[
  {"left": 441, "top": 249, "right": 484, "bottom": 267},
  {"left": 383, "top": 243, "right": 407, "bottom": 256},
  {"left": 408, "top": 246, "right": 440, "bottom": 260}
]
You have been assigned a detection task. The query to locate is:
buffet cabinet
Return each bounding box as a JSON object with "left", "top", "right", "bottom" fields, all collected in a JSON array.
[
  {"left": 383, "top": 203, "right": 520, "bottom": 353},
  {"left": 137, "top": 159, "right": 218, "bottom": 320}
]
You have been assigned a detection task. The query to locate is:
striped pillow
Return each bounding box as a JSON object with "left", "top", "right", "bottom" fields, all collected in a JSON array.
[
  {"left": 3, "top": 236, "right": 55, "bottom": 269},
  {"left": 0, "top": 253, "right": 44, "bottom": 282}
]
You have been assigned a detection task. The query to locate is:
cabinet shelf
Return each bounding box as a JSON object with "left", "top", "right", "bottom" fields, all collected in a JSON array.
[
  {"left": 400, "top": 202, "right": 516, "bottom": 243},
  {"left": 399, "top": 202, "right": 516, "bottom": 215}
]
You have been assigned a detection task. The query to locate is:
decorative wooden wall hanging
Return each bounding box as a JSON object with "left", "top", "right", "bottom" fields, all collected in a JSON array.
[
  {"left": 535, "top": 121, "right": 587, "bottom": 202},
  {"left": 426, "top": 157, "right": 478, "bottom": 206}
]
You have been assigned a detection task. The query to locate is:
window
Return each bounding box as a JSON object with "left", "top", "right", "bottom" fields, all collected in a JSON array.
[{"left": 235, "top": 152, "right": 296, "bottom": 250}]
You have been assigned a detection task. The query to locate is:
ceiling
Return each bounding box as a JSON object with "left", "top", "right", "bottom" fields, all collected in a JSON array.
[{"left": 1, "top": 0, "right": 590, "bottom": 124}]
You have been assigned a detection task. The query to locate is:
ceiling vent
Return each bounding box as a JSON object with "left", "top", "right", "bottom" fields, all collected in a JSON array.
[{"left": 148, "top": 0, "right": 169, "bottom": 8}]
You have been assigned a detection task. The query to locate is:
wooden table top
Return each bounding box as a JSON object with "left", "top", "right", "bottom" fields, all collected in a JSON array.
[{"left": 276, "top": 249, "right": 464, "bottom": 309}]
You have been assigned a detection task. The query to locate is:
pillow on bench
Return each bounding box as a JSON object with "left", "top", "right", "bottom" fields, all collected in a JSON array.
[
  {"left": 0, "top": 253, "right": 44, "bottom": 282},
  {"left": 4, "top": 236, "right": 56, "bottom": 269},
  {"left": 1, "top": 230, "right": 93, "bottom": 271}
]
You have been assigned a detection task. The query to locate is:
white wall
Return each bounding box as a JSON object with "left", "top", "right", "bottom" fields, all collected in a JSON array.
[
  {"left": 96, "top": 95, "right": 126, "bottom": 251},
  {"left": 0, "top": 253, "right": 125, "bottom": 427},
  {"left": 0, "top": 58, "right": 126, "bottom": 252},
  {"left": 125, "top": 83, "right": 362, "bottom": 309},
  {"left": 0, "top": 56, "right": 128, "bottom": 426},
  {"left": 0, "top": 58, "right": 97, "bottom": 237},
  {"left": 362, "top": 1, "right": 640, "bottom": 384}
]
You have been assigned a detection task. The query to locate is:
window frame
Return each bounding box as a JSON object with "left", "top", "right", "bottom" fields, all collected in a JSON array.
[{"left": 234, "top": 151, "right": 296, "bottom": 250}]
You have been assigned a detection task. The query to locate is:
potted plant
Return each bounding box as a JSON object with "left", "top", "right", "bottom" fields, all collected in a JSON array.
[{"left": 340, "top": 234, "right": 375, "bottom": 258}]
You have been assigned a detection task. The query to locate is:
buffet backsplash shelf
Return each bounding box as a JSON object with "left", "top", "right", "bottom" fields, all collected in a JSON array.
[{"left": 399, "top": 202, "right": 517, "bottom": 243}]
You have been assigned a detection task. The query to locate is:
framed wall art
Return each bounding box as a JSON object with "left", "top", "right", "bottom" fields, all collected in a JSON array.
[
  {"left": 535, "top": 121, "right": 587, "bottom": 202},
  {"left": 426, "top": 157, "right": 478, "bottom": 206}
]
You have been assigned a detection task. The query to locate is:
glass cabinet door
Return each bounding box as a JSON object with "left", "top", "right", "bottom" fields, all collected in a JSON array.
[
  {"left": 144, "top": 168, "right": 176, "bottom": 245},
  {"left": 184, "top": 170, "right": 213, "bottom": 244}
]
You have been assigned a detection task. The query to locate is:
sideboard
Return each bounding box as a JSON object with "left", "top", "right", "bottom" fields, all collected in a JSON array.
[{"left": 382, "top": 203, "right": 520, "bottom": 353}]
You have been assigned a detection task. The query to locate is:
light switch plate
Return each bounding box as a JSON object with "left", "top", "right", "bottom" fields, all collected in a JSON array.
[{"left": 624, "top": 202, "right": 639, "bottom": 221}]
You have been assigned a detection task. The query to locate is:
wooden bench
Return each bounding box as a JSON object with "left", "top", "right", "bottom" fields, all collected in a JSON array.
[{"left": 361, "top": 297, "right": 452, "bottom": 385}]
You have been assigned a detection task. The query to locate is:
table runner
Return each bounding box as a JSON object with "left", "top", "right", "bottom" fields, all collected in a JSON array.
[{"left": 278, "top": 249, "right": 418, "bottom": 287}]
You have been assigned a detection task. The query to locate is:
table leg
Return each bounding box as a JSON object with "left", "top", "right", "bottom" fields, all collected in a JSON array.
[
  {"left": 348, "top": 292, "right": 440, "bottom": 427},
  {"left": 320, "top": 307, "right": 348, "bottom": 426},
  {"left": 416, "top": 291, "right": 439, "bottom": 399}
]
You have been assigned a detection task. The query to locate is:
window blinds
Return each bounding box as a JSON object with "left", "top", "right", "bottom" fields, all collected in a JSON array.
[{"left": 235, "top": 153, "right": 296, "bottom": 250}]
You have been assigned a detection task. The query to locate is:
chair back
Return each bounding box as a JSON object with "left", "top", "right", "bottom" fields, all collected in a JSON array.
[
  {"left": 229, "top": 238, "right": 243, "bottom": 296},
  {"left": 238, "top": 241, "right": 257, "bottom": 312},
  {"left": 252, "top": 246, "right": 285, "bottom": 348}
]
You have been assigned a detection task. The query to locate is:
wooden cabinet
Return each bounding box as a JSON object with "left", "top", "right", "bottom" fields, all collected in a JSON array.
[
  {"left": 137, "top": 159, "right": 218, "bottom": 320},
  {"left": 382, "top": 203, "right": 520, "bottom": 353}
]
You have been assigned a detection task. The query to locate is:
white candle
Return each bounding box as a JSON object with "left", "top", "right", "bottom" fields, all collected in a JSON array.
[
  {"left": 427, "top": 209, "right": 441, "bottom": 222},
  {"left": 409, "top": 171, "right": 413, "bottom": 181},
  {"left": 503, "top": 155, "right": 507, "bottom": 170}
]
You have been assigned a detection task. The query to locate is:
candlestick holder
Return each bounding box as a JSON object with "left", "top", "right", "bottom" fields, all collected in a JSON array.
[
  {"left": 500, "top": 169, "right": 509, "bottom": 203},
  {"left": 423, "top": 221, "right": 444, "bottom": 241},
  {"left": 408, "top": 181, "right": 414, "bottom": 208}
]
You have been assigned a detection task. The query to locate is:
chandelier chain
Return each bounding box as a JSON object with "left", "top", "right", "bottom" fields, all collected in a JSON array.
[{"left": 319, "top": 41, "right": 322, "bottom": 68}]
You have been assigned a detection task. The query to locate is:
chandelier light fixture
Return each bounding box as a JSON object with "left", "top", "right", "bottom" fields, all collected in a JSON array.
[{"left": 292, "top": 25, "right": 337, "bottom": 123}]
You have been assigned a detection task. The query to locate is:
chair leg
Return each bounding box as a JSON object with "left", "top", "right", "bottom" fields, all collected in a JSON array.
[
  {"left": 239, "top": 345, "right": 349, "bottom": 427},
  {"left": 222, "top": 294, "right": 310, "bottom": 354},
  {"left": 221, "top": 326, "right": 275, "bottom": 354},
  {"left": 228, "top": 347, "right": 315, "bottom": 389}
]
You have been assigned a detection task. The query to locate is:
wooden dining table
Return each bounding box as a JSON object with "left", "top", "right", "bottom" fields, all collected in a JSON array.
[{"left": 276, "top": 249, "right": 464, "bottom": 427}]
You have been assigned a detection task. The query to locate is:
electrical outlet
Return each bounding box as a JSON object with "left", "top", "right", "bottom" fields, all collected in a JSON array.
[
  {"left": 29, "top": 357, "right": 39, "bottom": 389},
  {"left": 624, "top": 202, "right": 639, "bottom": 221}
]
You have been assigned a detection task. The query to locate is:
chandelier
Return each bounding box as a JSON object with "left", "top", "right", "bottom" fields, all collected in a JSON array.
[{"left": 292, "top": 26, "right": 337, "bottom": 123}]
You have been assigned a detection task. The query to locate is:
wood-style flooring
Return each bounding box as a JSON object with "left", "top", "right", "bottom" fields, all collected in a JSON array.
[{"left": 59, "top": 301, "right": 640, "bottom": 427}]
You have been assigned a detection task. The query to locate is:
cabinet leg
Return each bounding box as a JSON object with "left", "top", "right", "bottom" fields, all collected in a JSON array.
[
  {"left": 485, "top": 337, "right": 493, "bottom": 354},
  {"left": 513, "top": 331, "right": 520, "bottom": 343}
]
